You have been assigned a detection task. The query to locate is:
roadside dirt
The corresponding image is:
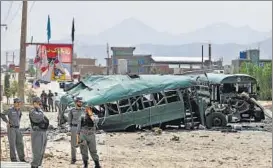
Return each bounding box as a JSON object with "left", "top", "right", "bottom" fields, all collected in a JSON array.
[{"left": 1, "top": 111, "right": 272, "bottom": 168}]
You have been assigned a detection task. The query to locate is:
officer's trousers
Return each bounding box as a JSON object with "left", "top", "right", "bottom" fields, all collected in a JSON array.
[
  {"left": 55, "top": 101, "right": 60, "bottom": 112},
  {"left": 31, "top": 130, "right": 47, "bottom": 167},
  {"left": 7, "top": 127, "right": 25, "bottom": 161},
  {"left": 71, "top": 126, "right": 78, "bottom": 161},
  {"left": 48, "top": 100, "right": 54, "bottom": 112},
  {"left": 80, "top": 129, "right": 99, "bottom": 162}
]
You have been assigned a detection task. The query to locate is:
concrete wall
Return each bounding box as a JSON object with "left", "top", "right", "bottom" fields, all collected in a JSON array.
[{"left": 109, "top": 55, "right": 152, "bottom": 74}]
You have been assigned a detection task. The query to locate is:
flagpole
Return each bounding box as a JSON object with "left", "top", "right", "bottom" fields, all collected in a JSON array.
[
  {"left": 47, "top": 15, "right": 51, "bottom": 44},
  {"left": 71, "top": 17, "right": 75, "bottom": 82},
  {"left": 35, "top": 45, "right": 38, "bottom": 79},
  {"left": 71, "top": 41, "right": 74, "bottom": 82}
]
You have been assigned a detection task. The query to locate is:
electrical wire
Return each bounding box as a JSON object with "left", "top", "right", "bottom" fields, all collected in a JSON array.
[
  {"left": 7, "top": 2, "right": 22, "bottom": 26},
  {"left": 29, "top": 1, "right": 36, "bottom": 13},
  {"left": 4, "top": 1, "right": 13, "bottom": 23},
  {"left": 28, "top": 1, "right": 36, "bottom": 42}
]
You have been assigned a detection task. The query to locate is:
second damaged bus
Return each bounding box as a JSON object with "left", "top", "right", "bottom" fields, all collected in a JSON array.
[
  {"left": 60, "top": 74, "right": 210, "bottom": 132},
  {"left": 194, "top": 73, "right": 267, "bottom": 124}
]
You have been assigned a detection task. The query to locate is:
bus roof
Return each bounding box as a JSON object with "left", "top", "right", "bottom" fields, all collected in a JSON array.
[
  {"left": 197, "top": 73, "right": 257, "bottom": 84},
  {"left": 60, "top": 75, "right": 195, "bottom": 106}
]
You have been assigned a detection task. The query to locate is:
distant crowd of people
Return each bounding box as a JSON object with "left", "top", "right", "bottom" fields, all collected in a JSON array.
[{"left": 40, "top": 90, "right": 60, "bottom": 112}]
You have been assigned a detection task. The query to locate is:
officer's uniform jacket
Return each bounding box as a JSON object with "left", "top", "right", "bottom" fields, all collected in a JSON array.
[{"left": 0, "top": 107, "right": 22, "bottom": 128}]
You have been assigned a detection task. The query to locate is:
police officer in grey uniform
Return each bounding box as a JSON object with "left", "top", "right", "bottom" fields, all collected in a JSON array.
[
  {"left": 29, "top": 97, "right": 49, "bottom": 168},
  {"left": 77, "top": 105, "right": 101, "bottom": 168},
  {"left": 68, "top": 96, "right": 85, "bottom": 164},
  {"left": 0, "top": 98, "right": 26, "bottom": 162}
]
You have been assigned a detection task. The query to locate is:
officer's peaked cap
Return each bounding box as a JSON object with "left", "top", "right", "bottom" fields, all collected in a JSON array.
[
  {"left": 32, "top": 97, "right": 42, "bottom": 103},
  {"left": 13, "top": 98, "right": 22, "bottom": 103},
  {"left": 74, "top": 96, "right": 83, "bottom": 102}
]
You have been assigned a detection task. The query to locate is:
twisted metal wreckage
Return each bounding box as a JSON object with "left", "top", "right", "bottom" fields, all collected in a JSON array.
[{"left": 58, "top": 73, "right": 272, "bottom": 132}]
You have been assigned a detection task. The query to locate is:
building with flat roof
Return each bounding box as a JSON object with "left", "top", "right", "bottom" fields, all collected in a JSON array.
[
  {"left": 106, "top": 46, "right": 223, "bottom": 75},
  {"left": 107, "top": 47, "right": 152, "bottom": 74},
  {"left": 150, "top": 56, "right": 223, "bottom": 74},
  {"left": 73, "top": 58, "right": 106, "bottom": 76},
  {"left": 231, "top": 49, "right": 271, "bottom": 73}
]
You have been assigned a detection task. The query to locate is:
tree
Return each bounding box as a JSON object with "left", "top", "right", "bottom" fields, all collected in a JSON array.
[
  {"left": 28, "top": 66, "right": 36, "bottom": 77},
  {"left": 239, "top": 62, "right": 272, "bottom": 100},
  {"left": 25, "top": 88, "right": 37, "bottom": 103},
  {"left": 10, "top": 80, "right": 19, "bottom": 98},
  {"left": 150, "top": 66, "right": 162, "bottom": 74},
  {"left": 4, "top": 73, "right": 11, "bottom": 104}
]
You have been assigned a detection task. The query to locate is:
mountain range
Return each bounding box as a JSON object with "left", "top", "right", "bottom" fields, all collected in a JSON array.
[
  {"left": 73, "top": 18, "right": 271, "bottom": 45},
  {"left": 1, "top": 18, "right": 272, "bottom": 66}
]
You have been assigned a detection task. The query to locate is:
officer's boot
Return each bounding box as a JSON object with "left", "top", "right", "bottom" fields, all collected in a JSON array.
[
  {"left": 71, "top": 159, "right": 76, "bottom": 164},
  {"left": 83, "top": 160, "right": 88, "bottom": 168},
  {"left": 94, "top": 160, "right": 101, "bottom": 168},
  {"left": 20, "top": 158, "right": 27, "bottom": 162}
]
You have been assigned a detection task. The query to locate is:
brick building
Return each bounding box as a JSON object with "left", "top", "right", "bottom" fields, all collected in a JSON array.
[{"left": 73, "top": 58, "right": 106, "bottom": 76}]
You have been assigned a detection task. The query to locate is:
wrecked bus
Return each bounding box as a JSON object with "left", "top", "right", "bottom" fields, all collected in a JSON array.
[
  {"left": 59, "top": 74, "right": 210, "bottom": 131},
  {"left": 194, "top": 73, "right": 266, "bottom": 124}
]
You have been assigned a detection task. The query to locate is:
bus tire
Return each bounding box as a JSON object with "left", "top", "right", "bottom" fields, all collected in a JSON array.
[
  {"left": 206, "top": 112, "right": 227, "bottom": 129},
  {"left": 254, "top": 111, "right": 263, "bottom": 122},
  {"left": 160, "top": 123, "right": 167, "bottom": 130},
  {"left": 125, "top": 125, "right": 137, "bottom": 132}
]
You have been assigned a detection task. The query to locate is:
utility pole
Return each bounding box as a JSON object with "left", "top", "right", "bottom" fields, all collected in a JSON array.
[
  {"left": 106, "top": 43, "right": 110, "bottom": 75},
  {"left": 18, "top": 0, "right": 28, "bottom": 102},
  {"left": 201, "top": 45, "right": 204, "bottom": 70},
  {"left": 12, "top": 52, "right": 15, "bottom": 64},
  {"left": 208, "top": 43, "right": 212, "bottom": 70},
  {"left": 6, "top": 52, "right": 8, "bottom": 69}
]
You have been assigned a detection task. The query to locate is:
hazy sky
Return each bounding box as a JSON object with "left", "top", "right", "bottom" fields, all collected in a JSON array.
[{"left": 1, "top": 1, "right": 272, "bottom": 50}]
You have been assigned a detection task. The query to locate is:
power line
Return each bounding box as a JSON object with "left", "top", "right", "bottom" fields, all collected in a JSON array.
[
  {"left": 7, "top": 2, "right": 22, "bottom": 26},
  {"left": 27, "top": 1, "right": 36, "bottom": 41},
  {"left": 29, "top": 1, "right": 36, "bottom": 13},
  {"left": 4, "top": 1, "right": 13, "bottom": 23}
]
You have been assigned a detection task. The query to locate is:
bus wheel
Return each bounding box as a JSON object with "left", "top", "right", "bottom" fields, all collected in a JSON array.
[
  {"left": 160, "top": 123, "right": 167, "bottom": 130},
  {"left": 125, "top": 125, "right": 137, "bottom": 132},
  {"left": 254, "top": 111, "right": 263, "bottom": 122},
  {"left": 206, "top": 112, "right": 227, "bottom": 129}
]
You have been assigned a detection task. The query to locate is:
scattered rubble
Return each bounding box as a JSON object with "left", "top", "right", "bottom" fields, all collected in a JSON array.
[
  {"left": 152, "top": 127, "right": 162, "bottom": 135},
  {"left": 98, "top": 140, "right": 105, "bottom": 145},
  {"left": 53, "top": 134, "right": 67, "bottom": 142},
  {"left": 44, "top": 152, "right": 54, "bottom": 158},
  {"left": 170, "top": 135, "right": 180, "bottom": 141},
  {"left": 146, "top": 142, "right": 155, "bottom": 146}
]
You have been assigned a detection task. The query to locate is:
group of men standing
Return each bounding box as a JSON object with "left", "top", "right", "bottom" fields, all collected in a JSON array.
[
  {"left": 68, "top": 97, "right": 101, "bottom": 168},
  {"left": 0, "top": 96, "right": 101, "bottom": 168},
  {"left": 0, "top": 97, "right": 48, "bottom": 168},
  {"left": 40, "top": 90, "right": 60, "bottom": 112}
]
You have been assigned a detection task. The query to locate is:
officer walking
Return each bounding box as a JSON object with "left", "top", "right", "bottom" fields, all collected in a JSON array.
[
  {"left": 29, "top": 97, "right": 49, "bottom": 168},
  {"left": 0, "top": 98, "right": 26, "bottom": 162},
  {"left": 68, "top": 96, "right": 85, "bottom": 164},
  {"left": 76, "top": 105, "right": 101, "bottom": 168}
]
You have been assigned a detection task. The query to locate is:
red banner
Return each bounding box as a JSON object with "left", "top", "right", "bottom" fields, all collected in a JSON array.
[{"left": 38, "top": 43, "right": 73, "bottom": 63}]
